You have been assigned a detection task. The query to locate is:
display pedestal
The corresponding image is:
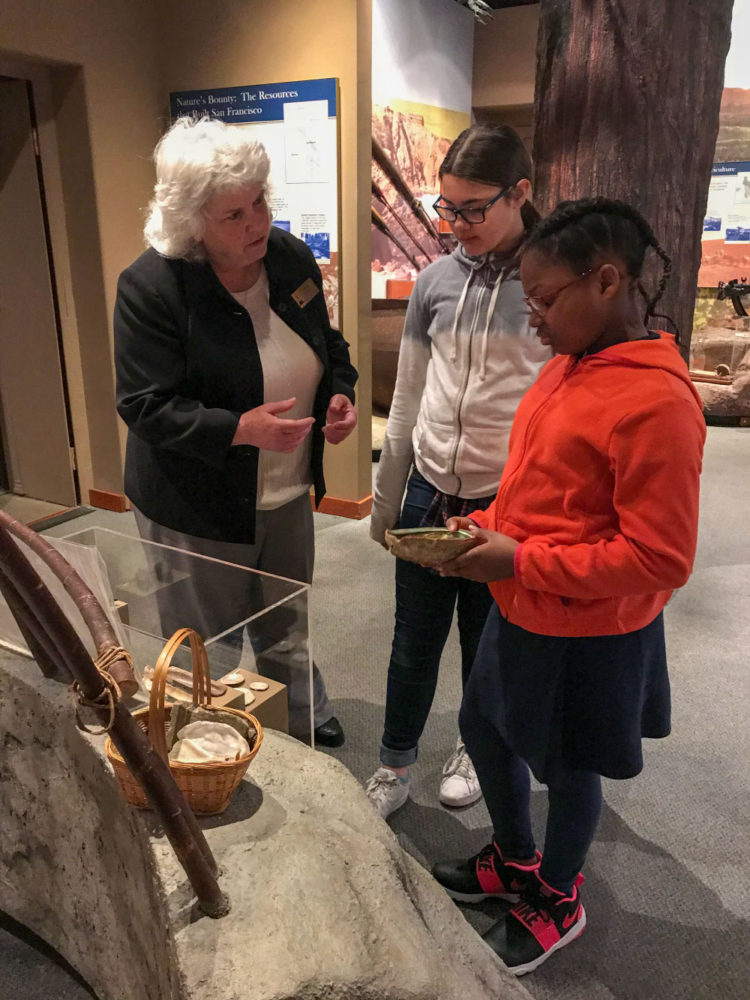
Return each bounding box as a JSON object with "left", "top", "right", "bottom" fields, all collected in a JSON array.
[{"left": 217, "top": 668, "right": 288, "bottom": 733}]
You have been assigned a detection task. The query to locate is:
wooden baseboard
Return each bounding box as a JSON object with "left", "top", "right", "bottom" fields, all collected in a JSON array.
[
  {"left": 86, "top": 487, "right": 373, "bottom": 519},
  {"left": 88, "top": 489, "right": 130, "bottom": 513},
  {"left": 314, "top": 493, "right": 373, "bottom": 519}
]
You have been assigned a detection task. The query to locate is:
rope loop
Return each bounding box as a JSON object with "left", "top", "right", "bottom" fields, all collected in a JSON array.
[{"left": 73, "top": 646, "right": 132, "bottom": 735}]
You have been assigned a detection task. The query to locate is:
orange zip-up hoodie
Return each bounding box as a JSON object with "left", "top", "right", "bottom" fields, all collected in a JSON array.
[{"left": 470, "top": 333, "right": 706, "bottom": 636}]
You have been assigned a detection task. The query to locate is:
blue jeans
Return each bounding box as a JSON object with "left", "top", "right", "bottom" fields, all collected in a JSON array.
[{"left": 379, "top": 469, "right": 494, "bottom": 768}]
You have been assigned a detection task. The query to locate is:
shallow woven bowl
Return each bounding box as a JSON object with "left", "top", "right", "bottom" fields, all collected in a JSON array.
[{"left": 384, "top": 527, "right": 480, "bottom": 567}]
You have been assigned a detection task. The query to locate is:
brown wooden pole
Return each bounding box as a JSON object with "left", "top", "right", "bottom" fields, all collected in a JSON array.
[
  {"left": 0, "top": 523, "right": 229, "bottom": 918},
  {"left": 372, "top": 136, "right": 444, "bottom": 246},
  {"left": 0, "top": 509, "right": 137, "bottom": 697},
  {"left": 532, "top": 0, "right": 734, "bottom": 356},
  {"left": 372, "top": 207, "right": 422, "bottom": 271},
  {"left": 372, "top": 179, "right": 434, "bottom": 261}
]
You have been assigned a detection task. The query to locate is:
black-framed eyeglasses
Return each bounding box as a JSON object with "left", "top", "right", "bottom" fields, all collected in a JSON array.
[
  {"left": 432, "top": 184, "right": 513, "bottom": 225},
  {"left": 523, "top": 268, "right": 594, "bottom": 316}
]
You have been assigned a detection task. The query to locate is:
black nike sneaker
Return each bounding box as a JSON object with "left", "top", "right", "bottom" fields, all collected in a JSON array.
[
  {"left": 432, "top": 841, "right": 541, "bottom": 903},
  {"left": 482, "top": 870, "right": 586, "bottom": 975}
]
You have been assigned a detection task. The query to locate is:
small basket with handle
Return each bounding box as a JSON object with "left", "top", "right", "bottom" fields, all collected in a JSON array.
[{"left": 106, "top": 627, "right": 262, "bottom": 815}]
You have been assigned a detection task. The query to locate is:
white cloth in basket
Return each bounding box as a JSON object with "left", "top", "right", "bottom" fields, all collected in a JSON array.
[{"left": 169, "top": 721, "right": 250, "bottom": 763}]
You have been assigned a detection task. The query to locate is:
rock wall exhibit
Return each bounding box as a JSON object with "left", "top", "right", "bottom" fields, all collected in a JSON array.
[{"left": 0, "top": 649, "right": 533, "bottom": 1000}]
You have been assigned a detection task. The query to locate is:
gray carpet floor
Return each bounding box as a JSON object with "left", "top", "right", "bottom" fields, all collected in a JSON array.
[{"left": 2, "top": 425, "right": 749, "bottom": 999}]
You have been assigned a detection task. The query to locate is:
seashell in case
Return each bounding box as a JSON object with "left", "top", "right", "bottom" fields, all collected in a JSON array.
[
  {"left": 219, "top": 671, "right": 245, "bottom": 687},
  {"left": 384, "top": 527, "right": 480, "bottom": 567}
]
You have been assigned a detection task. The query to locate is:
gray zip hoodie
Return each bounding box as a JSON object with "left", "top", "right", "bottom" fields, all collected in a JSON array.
[{"left": 370, "top": 244, "right": 550, "bottom": 544}]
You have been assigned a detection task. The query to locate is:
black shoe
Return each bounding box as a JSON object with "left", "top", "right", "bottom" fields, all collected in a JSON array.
[
  {"left": 483, "top": 871, "right": 586, "bottom": 976},
  {"left": 314, "top": 716, "right": 345, "bottom": 748},
  {"left": 432, "top": 841, "right": 541, "bottom": 903}
]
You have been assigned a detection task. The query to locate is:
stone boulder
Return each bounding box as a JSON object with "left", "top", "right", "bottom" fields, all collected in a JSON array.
[
  {"left": 694, "top": 363, "right": 750, "bottom": 417},
  {"left": 0, "top": 648, "right": 532, "bottom": 1000}
]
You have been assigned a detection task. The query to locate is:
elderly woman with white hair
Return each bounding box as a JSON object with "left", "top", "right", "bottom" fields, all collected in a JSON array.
[{"left": 114, "top": 116, "right": 357, "bottom": 746}]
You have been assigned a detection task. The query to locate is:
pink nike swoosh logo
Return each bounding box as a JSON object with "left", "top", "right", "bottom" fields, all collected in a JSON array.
[{"left": 562, "top": 907, "right": 580, "bottom": 930}]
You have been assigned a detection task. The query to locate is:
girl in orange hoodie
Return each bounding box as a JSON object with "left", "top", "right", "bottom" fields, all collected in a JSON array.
[{"left": 430, "top": 198, "right": 706, "bottom": 975}]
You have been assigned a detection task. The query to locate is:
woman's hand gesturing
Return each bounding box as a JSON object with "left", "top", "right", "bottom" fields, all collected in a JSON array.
[
  {"left": 323, "top": 394, "right": 357, "bottom": 444},
  {"left": 231, "top": 398, "right": 315, "bottom": 453}
]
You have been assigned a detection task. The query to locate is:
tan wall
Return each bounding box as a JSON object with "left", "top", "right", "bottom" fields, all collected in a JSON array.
[
  {"left": 1, "top": 0, "right": 372, "bottom": 509},
  {"left": 472, "top": 3, "right": 539, "bottom": 109},
  {"left": 0, "top": 0, "right": 163, "bottom": 499},
  {"left": 157, "top": 0, "right": 373, "bottom": 507}
]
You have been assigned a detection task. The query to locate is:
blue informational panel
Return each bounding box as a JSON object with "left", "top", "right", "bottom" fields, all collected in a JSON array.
[
  {"left": 704, "top": 161, "right": 750, "bottom": 243},
  {"left": 170, "top": 78, "right": 337, "bottom": 124},
  {"left": 169, "top": 79, "right": 340, "bottom": 324}
]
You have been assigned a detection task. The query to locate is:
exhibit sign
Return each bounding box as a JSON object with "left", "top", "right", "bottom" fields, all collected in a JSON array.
[
  {"left": 703, "top": 162, "right": 750, "bottom": 242},
  {"left": 169, "top": 79, "right": 340, "bottom": 325},
  {"left": 699, "top": 157, "right": 750, "bottom": 289},
  {"left": 698, "top": 3, "right": 750, "bottom": 288}
]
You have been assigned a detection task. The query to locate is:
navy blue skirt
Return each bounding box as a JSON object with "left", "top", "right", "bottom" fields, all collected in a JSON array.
[{"left": 462, "top": 604, "right": 671, "bottom": 781}]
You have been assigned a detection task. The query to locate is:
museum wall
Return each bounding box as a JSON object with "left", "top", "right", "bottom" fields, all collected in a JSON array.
[
  {"left": 0, "top": 0, "right": 373, "bottom": 511},
  {"left": 371, "top": 0, "right": 474, "bottom": 300},
  {"left": 369, "top": 0, "right": 473, "bottom": 421},
  {"left": 155, "top": 0, "right": 374, "bottom": 510},
  {"left": 0, "top": 0, "right": 161, "bottom": 305},
  {"left": 471, "top": 2, "right": 539, "bottom": 109},
  {"left": 372, "top": 0, "right": 474, "bottom": 112},
  {"left": 0, "top": 0, "right": 163, "bottom": 499}
]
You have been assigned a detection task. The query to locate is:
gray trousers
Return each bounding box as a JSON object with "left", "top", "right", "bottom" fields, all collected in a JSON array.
[{"left": 133, "top": 493, "right": 331, "bottom": 737}]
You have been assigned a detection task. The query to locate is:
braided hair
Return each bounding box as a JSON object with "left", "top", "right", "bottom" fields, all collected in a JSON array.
[{"left": 524, "top": 197, "right": 676, "bottom": 338}]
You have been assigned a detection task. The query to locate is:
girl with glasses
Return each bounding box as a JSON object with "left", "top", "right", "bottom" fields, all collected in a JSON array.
[
  {"left": 431, "top": 198, "right": 705, "bottom": 975},
  {"left": 366, "top": 125, "right": 550, "bottom": 819}
]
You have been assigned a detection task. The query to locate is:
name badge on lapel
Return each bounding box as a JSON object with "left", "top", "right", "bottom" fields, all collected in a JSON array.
[{"left": 291, "top": 278, "right": 320, "bottom": 308}]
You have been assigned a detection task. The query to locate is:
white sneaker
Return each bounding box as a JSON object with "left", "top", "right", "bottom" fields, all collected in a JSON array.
[
  {"left": 439, "top": 740, "right": 482, "bottom": 808},
  {"left": 365, "top": 767, "right": 410, "bottom": 819}
]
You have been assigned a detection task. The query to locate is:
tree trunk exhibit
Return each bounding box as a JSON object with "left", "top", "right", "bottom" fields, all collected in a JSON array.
[{"left": 532, "top": 0, "right": 734, "bottom": 354}]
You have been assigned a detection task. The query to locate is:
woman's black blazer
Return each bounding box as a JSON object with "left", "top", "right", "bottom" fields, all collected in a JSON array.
[{"left": 114, "top": 227, "right": 357, "bottom": 544}]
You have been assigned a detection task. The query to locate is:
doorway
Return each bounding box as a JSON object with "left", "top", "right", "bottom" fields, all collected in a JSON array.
[{"left": 0, "top": 76, "right": 79, "bottom": 509}]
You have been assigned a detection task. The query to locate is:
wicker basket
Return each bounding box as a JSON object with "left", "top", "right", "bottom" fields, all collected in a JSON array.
[{"left": 105, "top": 628, "right": 262, "bottom": 815}]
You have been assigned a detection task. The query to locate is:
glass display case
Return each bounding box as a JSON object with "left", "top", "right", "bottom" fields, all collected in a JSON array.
[{"left": 0, "top": 527, "right": 313, "bottom": 742}]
